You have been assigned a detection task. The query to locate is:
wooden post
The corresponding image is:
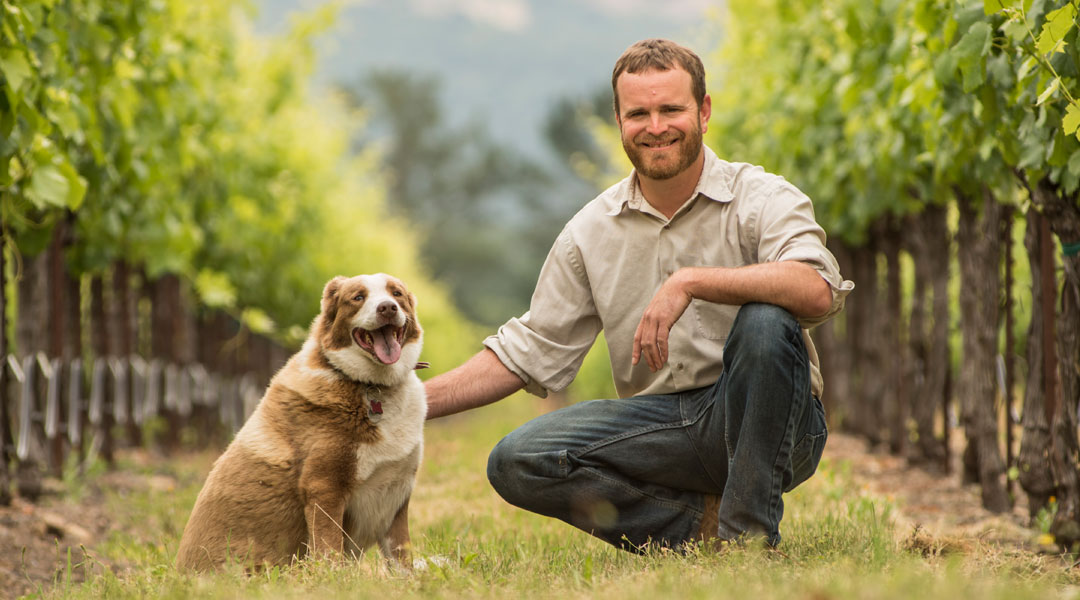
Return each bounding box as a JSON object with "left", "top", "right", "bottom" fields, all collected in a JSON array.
[
  {"left": 46, "top": 226, "right": 65, "bottom": 476},
  {"left": 1002, "top": 207, "right": 1016, "bottom": 496},
  {"left": 0, "top": 232, "right": 10, "bottom": 505}
]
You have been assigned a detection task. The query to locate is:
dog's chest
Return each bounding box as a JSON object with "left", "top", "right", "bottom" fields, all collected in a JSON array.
[
  {"left": 344, "top": 376, "right": 424, "bottom": 547},
  {"left": 352, "top": 376, "right": 424, "bottom": 481}
]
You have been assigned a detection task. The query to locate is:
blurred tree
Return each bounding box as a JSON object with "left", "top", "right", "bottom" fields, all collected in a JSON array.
[{"left": 342, "top": 69, "right": 580, "bottom": 328}]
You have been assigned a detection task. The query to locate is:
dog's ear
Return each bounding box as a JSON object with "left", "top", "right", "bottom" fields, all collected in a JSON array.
[{"left": 321, "top": 276, "right": 347, "bottom": 320}]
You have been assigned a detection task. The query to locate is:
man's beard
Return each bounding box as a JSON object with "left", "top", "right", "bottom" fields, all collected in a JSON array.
[{"left": 622, "top": 120, "right": 703, "bottom": 180}]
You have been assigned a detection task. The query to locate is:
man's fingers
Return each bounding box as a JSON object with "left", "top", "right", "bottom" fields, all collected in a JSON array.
[
  {"left": 632, "top": 323, "right": 644, "bottom": 365},
  {"left": 636, "top": 317, "right": 657, "bottom": 371},
  {"left": 657, "top": 330, "right": 669, "bottom": 365}
]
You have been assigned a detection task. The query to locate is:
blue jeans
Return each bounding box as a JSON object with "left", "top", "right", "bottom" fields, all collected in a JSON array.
[{"left": 486, "top": 303, "right": 827, "bottom": 550}]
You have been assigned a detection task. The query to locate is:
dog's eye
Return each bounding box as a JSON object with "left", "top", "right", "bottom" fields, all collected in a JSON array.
[
  {"left": 392, "top": 291, "right": 403, "bottom": 297},
  {"left": 353, "top": 293, "right": 365, "bottom": 301}
]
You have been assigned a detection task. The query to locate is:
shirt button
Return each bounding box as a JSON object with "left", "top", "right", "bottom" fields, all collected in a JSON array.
[{"left": 676, "top": 363, "right": 684, "bottom": 371}]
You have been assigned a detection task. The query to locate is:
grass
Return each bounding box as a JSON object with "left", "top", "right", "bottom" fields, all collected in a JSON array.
[{"left": 23, "top": 396, "right": 1080, "bottom": 599}]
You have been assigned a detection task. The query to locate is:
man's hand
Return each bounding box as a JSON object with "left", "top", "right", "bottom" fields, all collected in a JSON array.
[
  {"left": 632, "top": 272, "right": 693, "bottom": 372},
  {"left": 631, "top": 262, "right": 833, "bottom": 372}
]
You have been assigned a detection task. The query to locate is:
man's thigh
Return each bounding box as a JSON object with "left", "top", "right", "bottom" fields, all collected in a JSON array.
[{"left": 494, "top": 389, "right": 725, "bottom": 495}]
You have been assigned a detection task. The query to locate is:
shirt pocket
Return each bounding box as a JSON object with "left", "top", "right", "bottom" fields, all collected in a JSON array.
[{"left": 691, "top": 300, "right": 740, "bottom": 341}]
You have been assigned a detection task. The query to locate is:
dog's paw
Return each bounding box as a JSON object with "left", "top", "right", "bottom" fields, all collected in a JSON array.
[{"left": 412, "top": 555, "right": 451, "bottom": 571}]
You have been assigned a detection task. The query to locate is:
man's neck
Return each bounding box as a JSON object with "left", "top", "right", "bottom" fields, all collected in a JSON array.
[{"left": 638, "top": 148, "right": 706, "bottom": 219}]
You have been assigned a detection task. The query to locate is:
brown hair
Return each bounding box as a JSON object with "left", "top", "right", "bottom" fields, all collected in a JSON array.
[{"left": 611, "top": 38, "right": 706, "bottom": 115}]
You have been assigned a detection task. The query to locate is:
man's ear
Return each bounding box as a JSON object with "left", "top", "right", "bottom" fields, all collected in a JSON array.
[
  {"left": 700, "top": 93, "right": 712, "bottom": 133},
  {"left": 321, "top": 276, "right": 347, "bottom": 320}
]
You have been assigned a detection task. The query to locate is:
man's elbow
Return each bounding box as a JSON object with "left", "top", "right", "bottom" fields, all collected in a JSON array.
[{"left": 803, "top": 277, "right": 834, "bottom": 319}]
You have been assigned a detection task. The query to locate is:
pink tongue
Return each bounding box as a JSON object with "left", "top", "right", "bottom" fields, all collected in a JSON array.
[{"left": 371, "top": 326, "right": 402, "bottom": 364}]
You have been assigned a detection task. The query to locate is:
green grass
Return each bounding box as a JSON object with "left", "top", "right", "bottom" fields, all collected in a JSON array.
[{"left": 25, "top": 396, "right": 1080, "bottom": 599}]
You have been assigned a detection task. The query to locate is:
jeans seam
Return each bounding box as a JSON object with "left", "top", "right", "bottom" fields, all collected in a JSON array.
[
  {"left": 576, "top": 420, "right": 691, "bottom": 456},
  {"left": 766, "top": 323, "right": 806, "bottom": 531},
  {"left": 579, "top": 465, "right": 700, "bottom": 514},
  {"left": 681, "top": 391, "right": 727, "bottom": 492}
]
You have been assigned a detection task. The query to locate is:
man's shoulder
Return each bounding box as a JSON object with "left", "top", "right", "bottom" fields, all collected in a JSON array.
[
  {"left": 718, "top": 159, "right": 797, "bottom": 200},
  {"left": 564, "top": 174, "right": 633, "bottom": 230}
]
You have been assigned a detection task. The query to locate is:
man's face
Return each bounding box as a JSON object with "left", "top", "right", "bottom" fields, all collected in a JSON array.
[{"left": 615, "top": 67, "right": 711, "bottom": 181}]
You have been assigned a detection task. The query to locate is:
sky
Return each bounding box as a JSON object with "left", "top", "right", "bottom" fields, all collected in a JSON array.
[{"left": 255, "top": 0, "right": 720, "bottom": 161}]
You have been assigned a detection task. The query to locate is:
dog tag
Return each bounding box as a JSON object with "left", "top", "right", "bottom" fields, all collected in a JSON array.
[{"left": 368, "top": 399, "right": 384, "bottom": 422}]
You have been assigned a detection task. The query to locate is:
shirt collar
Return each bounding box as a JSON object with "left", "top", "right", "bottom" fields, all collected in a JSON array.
[{"left": 605, "top": 145, "right": 734, "bottom": 217}]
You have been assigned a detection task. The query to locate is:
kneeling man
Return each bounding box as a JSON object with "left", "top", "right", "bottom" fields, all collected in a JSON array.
[{"left": 425, "top": 38, "right": 854, "bottom": 550}]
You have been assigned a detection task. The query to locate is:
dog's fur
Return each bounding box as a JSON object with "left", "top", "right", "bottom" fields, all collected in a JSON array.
[{"left": 176, "top": 273, "right": 426, "bottom": 571}]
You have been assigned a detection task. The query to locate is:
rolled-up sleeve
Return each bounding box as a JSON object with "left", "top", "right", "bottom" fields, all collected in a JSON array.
[
  {"left": 483, "top": 228, "right": 602, "bottom": 397},
  {"left": 756, "top": 182, "right": 855, "bottom": 329}
]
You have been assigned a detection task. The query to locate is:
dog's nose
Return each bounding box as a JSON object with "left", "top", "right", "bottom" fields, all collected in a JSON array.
[{"left": 377, "top": 301, "right": 399, "bottom": 316}]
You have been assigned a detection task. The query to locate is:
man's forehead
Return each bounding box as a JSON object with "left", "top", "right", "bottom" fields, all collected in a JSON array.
[{"left": 616, "top": 68, "right": 693, "bottom": 99}]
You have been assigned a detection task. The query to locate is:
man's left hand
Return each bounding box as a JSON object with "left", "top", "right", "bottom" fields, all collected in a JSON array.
[{"left": 633, "top": 272, "right": 693, "bottom": 372}]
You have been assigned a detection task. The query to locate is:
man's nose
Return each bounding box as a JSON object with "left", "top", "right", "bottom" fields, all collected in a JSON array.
[{"left": 646, "top": 112, "right": 667, "bottom": 135}]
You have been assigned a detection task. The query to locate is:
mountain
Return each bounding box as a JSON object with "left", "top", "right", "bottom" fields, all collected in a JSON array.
[{"left": 254, "top": 0, "right": 716, "bottom": 161}]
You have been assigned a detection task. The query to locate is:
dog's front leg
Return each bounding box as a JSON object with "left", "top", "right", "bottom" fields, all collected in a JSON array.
[
  {"left": 300, "top": 455, "right": 348, "bottom": 557},
  {"left": 380, "top": 497, "right": 411, "bottom": 569}
]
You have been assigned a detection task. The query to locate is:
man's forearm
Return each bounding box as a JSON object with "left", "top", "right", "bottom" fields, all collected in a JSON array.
[
  {"left": 424, "top": 349, "right": 526, "bottom": 419},
  {"left": 678, "top": 261, "right": 832, "bottom": 318}
]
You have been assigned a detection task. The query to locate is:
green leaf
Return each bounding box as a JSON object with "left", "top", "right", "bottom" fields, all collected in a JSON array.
[
  {"left": 45, "top": 94, "right": 80, "bottom": 139},
  {"left": 984, "top": 0, "right": 1017, "bottom": 14},
  {"left": 26, "top": 165, "right": 70, "bottom": 209},
  {"left": 954, "top": 21, "right": 994, "bottom": 65},
  {"left": 1036, "top": 4, "right": 1078, "bottom": 55},
  {"left": 55, "top": 158, "right": 86, "bottom": 210},
  {"left": 0, "top": 48, "right": 32, "bottom": 92},
  {"left": 962, "top": 61, "right": 986, "bottom": 92},
  {"left": 1038, "top": 78, "right": 1061, "bottom": 105},
  {"left": 194, "top": 269, "right": 238, "bottom": 309},
  {"left": 1064, "top": 103, "right": 1080, "bottom": 136},
  {"left": 1068, "top": 149, "right": 1080, "bottom": 177},
  {"left": 1016, "top": 56, "right": 1038, "bottom": 81},
  {"left": 1003, "top": 19, "right": 1028, "bottom": 43}
]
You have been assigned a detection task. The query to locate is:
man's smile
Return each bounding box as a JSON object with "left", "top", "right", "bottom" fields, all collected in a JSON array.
[{"left": 639, "top": 137, "right": 680, "bottom": 150}]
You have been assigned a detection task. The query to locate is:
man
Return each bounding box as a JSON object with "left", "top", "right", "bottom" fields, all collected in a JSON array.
[{"left": 425, "top": 39, "right": 853, "bottom": 550}]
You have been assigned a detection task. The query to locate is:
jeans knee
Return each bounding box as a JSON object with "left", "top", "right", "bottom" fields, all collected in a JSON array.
[
  {"left": 727, "top": 303, "right": 799, "bottom": 361},
  {"left": 488, "top": 428, "right": 569, "bottom": 510},
  {"left": 486, "top": 437, "right": 516, "bottom": 497}
]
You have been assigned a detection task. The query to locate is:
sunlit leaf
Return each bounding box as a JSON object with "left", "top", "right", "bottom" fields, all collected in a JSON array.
[
  {"left": 1036, "top": 4, "right": 1077, "bottom": 55},
  {"left": 983, "top": 0, "right": 1017, "bottom": 14},
  {"left": 26, "top": 165, "right": 70, "bottom": 209},
  {"left": 195, "top": 269, "right": 238, "bottom": 309},
  {"left": 0, "top": 48, "right": 32, "bottom": 92},
  {"left": 1037, "top": 78, "right": 1061, "bottom": 105},
  {"left": 1064, "top": 103, "right": 1080, "bottom": 136}
]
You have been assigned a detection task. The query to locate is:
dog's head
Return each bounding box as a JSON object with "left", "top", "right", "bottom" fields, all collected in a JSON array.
[{"left": 316, "top": 273, "right": 423, "bottom": 383}]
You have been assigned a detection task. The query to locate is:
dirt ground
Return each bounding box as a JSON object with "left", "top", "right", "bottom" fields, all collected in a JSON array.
[{"left": 0, "top": 434, "right": 1050, "bottom": 598}]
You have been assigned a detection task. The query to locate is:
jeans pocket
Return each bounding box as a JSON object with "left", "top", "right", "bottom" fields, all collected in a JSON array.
[
  {"left": 786, "top": 429, "right": 826, "bottom": 492},
  {"left": 786, "top": 396, "right": 827, "bottom": 492}
]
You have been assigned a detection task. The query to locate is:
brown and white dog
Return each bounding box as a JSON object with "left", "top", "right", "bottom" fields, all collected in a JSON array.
[{"left": 176, "top": 273, "right": 426, "bottom": 571}]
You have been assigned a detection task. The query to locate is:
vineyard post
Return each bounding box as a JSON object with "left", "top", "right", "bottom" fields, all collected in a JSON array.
[
  {"left": 1003, "top": 206, "right": 1016, "bottom": 498},
  {"left": 0, "top": 230, "right": 10, "bottom": 505}
]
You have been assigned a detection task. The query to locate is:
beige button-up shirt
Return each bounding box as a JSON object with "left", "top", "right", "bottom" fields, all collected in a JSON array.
[{"left": 484, "top": 146, "right": 854, "bottom": 399}]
